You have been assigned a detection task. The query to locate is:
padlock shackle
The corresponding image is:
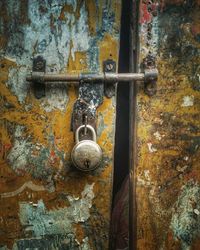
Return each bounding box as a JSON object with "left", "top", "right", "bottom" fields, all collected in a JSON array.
[{"left": 75, "top": 125, "right": 97, "bottom": 143}]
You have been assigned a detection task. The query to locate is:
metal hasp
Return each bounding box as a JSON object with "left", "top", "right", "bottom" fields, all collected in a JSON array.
[
  {"left": 32, "top": 56, "right": 46, "bottom": 99},
  {"left": 103, "top": 59, "right": 116, "bottom": 98},
  {"left": 142, "top": 54, "right": 158, "bottom": 96},
  {"left": 27, "top": 57, "right": 158, "bottom": 98},
  {"left": 27, "top": 71, "right": 157, "bottom": 83}
]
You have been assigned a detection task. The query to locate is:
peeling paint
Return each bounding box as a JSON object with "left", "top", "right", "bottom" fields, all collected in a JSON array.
[
  {"left": 135, "top": 1, "right": 200, "bottom": 249},
  {"left": 7, "top": 125, "right": 66, "bottom": 183},
  {"left": 7, "top": 126, "right": 32, "bottom": 173},
  {"left": 181, "top": 96, "right": 194, "bottom": 107},
  {"left": 0, "top": 1, "right": 121, "bottom": 248},
  {"left": 153, "top": 131, "right": 162, "bottom": 140},
  {"left": 78, "top": 237, "right": 91, "bottom": 250},
  {"left": 70, "top": 2, "right": 90, "bottom": 61},
  {"left": 19, "top": 183, "right": 95, "bottom": 237},
  {"left": 41, "top": 84, "right": 69, "bottom": 112},
  {"left": 147, "top": 142, "right": 157, "bottom": 153},
  {"left": 170, "top": 181, "right": 200, "bottom": 250}
]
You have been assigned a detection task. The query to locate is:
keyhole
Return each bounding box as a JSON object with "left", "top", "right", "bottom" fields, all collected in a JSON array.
[{"left": 84, "top": 159, "right": 90, "bottom": 168}]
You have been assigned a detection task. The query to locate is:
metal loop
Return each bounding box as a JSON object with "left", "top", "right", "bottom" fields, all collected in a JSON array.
[
  {"left": 84, "top": 115, "right": 88, "bottom": 135},
  {"left": 75, "top": 125, "right": 96, "bottom": 143}
]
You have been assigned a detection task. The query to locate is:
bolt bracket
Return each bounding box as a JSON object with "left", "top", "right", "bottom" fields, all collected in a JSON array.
[
  {"left": 103, "top": 59, "right": 117, "bottom": 98},
  {"left": 32, "top": 56, "right": 46, "bottom": 99},
  {"left": 29, "top": 57, "right": 158, "bottom": 99}
]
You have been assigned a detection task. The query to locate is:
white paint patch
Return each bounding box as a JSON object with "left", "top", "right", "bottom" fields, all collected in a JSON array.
[
  {"left": 0, "top": 181, "right": 45, "bottom": 198},
  {"left": 7, "top": 138, "right": 31, "bottom": 172},
  {"left": 153, "top": 131, "right": 162, "bottom": 140},
  {"left": 194, "top": 209, "right": 200, "bottom": 216},
  {"left": 79, "top": 237, "right": 91, "bottom": 250},
  {"left": 4, "top": 56, "right": 16, "bottom": 63},
  {"left": 70, "top": 2, "right": 90, "bottom": 61},
  {"left": 137, "top": 175, "right": 151, "bottom": 186},
  {"left": 7, "top": 126, "right": 32, "bottom": 173},
  {"left": 140, "top": 15, "right": 159, "bottom": 58},
  {"left": 181, "top": 95, "right": 194, "bottom": 107},
  {"left": 176, "top": 165, "right": 189, "bottom": 173},
  {"left": 41, "top": 84, "right": 69, "bottom": 112},
  {"left": 67, "top": 183, "right": 95, "bottom": 222},
  {"left": 7, "top": 66, "right": 29, "bottom": 104},
  {"left": 147, "top": 142, "right": 157, "bottom": 153},
  {"left": 144, "top": 170, "right": 150, "bottom": 181},
  {"left": 14, "top": 125, "right": 25, "bottom": 137}
]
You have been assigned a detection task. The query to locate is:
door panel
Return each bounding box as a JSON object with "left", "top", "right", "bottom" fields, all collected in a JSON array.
[
  {"left": 134, "top": 1, "right": 200, "bottom": 249},
  {"left": 0, "top": 1, "right": 121, "bottom": 249}
]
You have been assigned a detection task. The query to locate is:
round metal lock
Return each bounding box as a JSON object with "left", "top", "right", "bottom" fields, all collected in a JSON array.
[{"left": 71, "top": 125, "right": 102, "bottom": 171}]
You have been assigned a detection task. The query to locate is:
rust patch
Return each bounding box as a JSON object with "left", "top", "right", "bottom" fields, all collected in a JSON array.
[
  {"left": 0, "top": 1, "right": 121, "bottom": 249},
  {"left": 135, "top": 0, "right": 200, "bottom": 249}
]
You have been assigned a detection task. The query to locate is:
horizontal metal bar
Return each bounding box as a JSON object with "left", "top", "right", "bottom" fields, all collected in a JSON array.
[{"left": 26, "top": 72, "right": 151, "bottom": 83}]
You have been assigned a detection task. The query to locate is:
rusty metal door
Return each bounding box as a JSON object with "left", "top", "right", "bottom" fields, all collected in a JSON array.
[
  {"left": 130, "top": 1, "right": 200, "bottom": 249},
  {"left": 0, "top": 1, "right": 121, "bottom": 249}
]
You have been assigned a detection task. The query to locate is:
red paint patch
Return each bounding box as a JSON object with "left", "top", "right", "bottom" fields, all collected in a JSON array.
[
  {"left": 191, "top": 24, "right": 200, "bottom": 36},
  {"left": 140, "top": 3, "right": 158, "bottom": 24},
  {"left": 140, "top": 3, "right": 152, "bottom": 24},
  {"left": 50, "top": 150, "right": 56, "bottom": 158}
]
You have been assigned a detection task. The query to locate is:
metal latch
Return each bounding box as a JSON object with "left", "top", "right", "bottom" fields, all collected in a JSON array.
[{"left": 27, "top": 56, "right": 158, "bottom": 98}]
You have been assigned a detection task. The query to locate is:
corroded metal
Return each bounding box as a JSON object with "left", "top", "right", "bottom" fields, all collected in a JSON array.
[
  {"left": 32, "top": 56, "right": 46, "bottom": 99},
  {"left": 26, "top": 71, "right": 155, "bottom": 82}
]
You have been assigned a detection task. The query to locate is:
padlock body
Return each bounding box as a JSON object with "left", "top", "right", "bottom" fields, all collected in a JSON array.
[{"left": 71, "top": 140, "right": 102, "bottom": 171}]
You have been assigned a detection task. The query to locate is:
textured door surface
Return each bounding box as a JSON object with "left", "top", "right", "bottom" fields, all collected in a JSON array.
[
  {"left": 133, "top": 1, "right": 200, "bottom": 249},
  {"left": 0, "top": 1, "right": 121, "bottom": 249}
]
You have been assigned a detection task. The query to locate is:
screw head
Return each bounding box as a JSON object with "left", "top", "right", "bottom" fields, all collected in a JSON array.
[{"left": 106, "top": 63, "right": 114, "bottom": 71}]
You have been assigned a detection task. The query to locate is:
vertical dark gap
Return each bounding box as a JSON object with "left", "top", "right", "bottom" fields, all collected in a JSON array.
[
  {"left": 111, "top": 0, "right": 140, "bottom": 249},
  {"left": 110, "top": 0, "right": 131, "bottom": 248},
  {"left": 129, "top": 1, "right": 140, "bottom": 250},
  {"left": 112, "top": 0, "right": 131, "bottom": 202}
]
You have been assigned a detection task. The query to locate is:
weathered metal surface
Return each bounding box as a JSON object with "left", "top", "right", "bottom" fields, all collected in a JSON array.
[
  {"left": 0, "top": 1, "right": 121, "bottom": 249},
  {"left": 134, "top": 0, "right": 200, "bottom": 249},
  {"left": 26, "top": 72, "right": 154, "bottom": 82}
]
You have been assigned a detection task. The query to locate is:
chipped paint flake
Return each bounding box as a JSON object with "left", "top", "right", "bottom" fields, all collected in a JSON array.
[
  {"left": 153, "top": 131, "right": 162, "bottom": 140},
  {"left": 79, "top": 237, "right": 91, "bottom": 250},
  {"left": 193, "top": 209, "right": 200, "bottom": 216},
  {"left": 147, "top": 142, "right": 157, "bottom": 153},
  {"left": 144, "top": 170, "right": 151, "bottom": 181},
  {"left": 181, "top": 95, "right": 194, "bottom": 107},
  {"left": 170, "top": 181, "right": 200, "bottom": 249}
]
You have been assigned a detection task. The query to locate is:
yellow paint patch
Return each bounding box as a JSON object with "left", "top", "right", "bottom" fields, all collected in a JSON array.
[
  {"left": 99, "top": 33, "right": 118, "bottom": 70},
  {"left": 85, "top": 0, "right": 97, "bottom": 36},
  {"left": 67, "top": 51, "right": 88, "bottom": 73}
]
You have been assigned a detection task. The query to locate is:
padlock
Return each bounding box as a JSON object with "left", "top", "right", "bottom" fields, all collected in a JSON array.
[{"left": 71, "top": 124, "right": 102, "bottom": 171}]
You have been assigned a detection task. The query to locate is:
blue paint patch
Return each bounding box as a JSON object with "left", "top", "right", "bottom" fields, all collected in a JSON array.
[
  {"left": 171, "top": 180, "right": 200, "bottom": 249},
  {"left": 13, "top": 234, "right": 79, "bottom": 250},
  {"left": 19, "top": 184, "right": 94, "bottom": 237}
]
